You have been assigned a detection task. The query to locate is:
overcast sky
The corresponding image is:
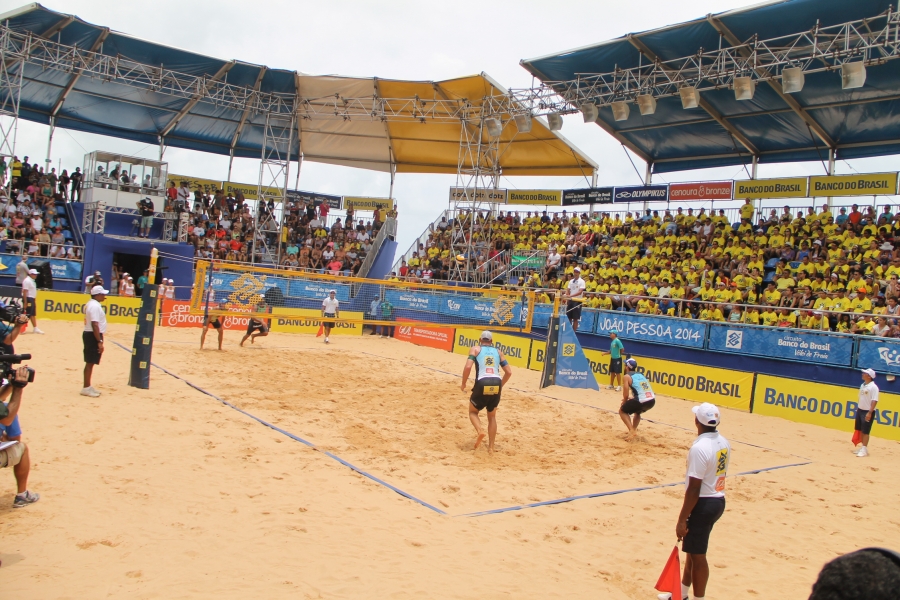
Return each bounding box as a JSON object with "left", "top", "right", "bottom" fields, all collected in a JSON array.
[{"left": 3, "top": 0, "right": 898, "bottom": 255}]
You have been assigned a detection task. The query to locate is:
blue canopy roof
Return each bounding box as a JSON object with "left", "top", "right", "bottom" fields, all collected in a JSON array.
[{"left": 521, "top": 0, "right": 900, "bottom": 174}]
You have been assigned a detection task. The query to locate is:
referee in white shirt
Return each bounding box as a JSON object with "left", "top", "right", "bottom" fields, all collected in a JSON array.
[
  {"left": 321, "top": 290, "right": 340, "bottom": 344},
  {"left": 854, "top": 368, "right": 879, "bottom": 457},
  {"left": 664, "top": 403, "right": 731, "bottom": 600},
  {"left": 563, "top": 267, "right": 586, "bottom": 331},
  {"left": 21, "top": 269, "right": 43, "bottom": 334},
  {"left": 81, "top": 285, "right": 108, "bottom": 397}
]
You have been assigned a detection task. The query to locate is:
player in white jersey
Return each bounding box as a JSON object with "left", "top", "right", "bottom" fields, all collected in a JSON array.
[{"left": 661, "top": 403, "right": 731, "bottom": 600}]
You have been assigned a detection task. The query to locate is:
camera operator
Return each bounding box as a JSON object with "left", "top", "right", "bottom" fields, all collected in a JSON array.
[
  {"left": 0, "top": 365, "right": 40, "bottom": 508},
  {"left": 0, "top": 311, "right": 28, "bottom": 354}
]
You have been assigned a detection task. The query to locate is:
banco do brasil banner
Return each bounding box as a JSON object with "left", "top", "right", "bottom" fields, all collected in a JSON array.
[
  {"left": 594, "top": 310, "right": 706, "bottom": 348},
  {"left": 507, "top": 190, "right": 562, "bottom": 206},
  {"left": 0, "top": 255, "right": 82, "bottom": 280},
  {"left": 733, "top": 177, "right": 808, "bottom": 199},
  {"left": 808, "top": 173, "right": 898, "bottom": 197},
  {"left": 856, "top": 337, "right": 900, "bottom": 376},
  {"left": 707, "top": 323, "right": 853, "bottom": 366},
  {"left": 562, "top": 187, "right": 613, "bottom": 206}
]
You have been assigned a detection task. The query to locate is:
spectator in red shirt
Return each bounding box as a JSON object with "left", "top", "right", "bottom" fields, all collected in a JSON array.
[
  {"left": 326, "top": 259, "right": 343, "bottom": 275},
  {"left": 318, "top": 202, "right": 329, "bottom": 222},
  {"left": 849, "top": 204, "right": 863, "bottom": 225}
]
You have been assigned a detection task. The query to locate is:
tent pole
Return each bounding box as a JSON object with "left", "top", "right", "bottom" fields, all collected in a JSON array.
[
  {"left": 388, "top": 161, "right": 396, "bottom": 200},
  {"left": 226, "top": 149, "right": 235, "bottom": 184},
  {"left": 294, "top": 153, "right": 302, "bottom": 190},
  {"left": 44, "top": 116, "right": 55, "bottom": 173}
]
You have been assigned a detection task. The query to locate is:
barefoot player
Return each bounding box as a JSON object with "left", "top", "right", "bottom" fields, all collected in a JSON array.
[
  {"left": 619, "top": 357, "right": 655, "bottom": 440},
  {"left": 460, "top": 331, "right": 512, "bottom": 453},
  {"left": 201, "top": 314, "right": 224, "bottom": 350},
  {"left": 240, "top": 305, "right": 269, "bottom": 347}
]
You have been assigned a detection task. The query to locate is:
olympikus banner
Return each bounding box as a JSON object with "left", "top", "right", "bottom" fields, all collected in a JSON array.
[
  {"left": 507, "top": 189, "right": 563, "bottom": 206},
  {"left": 707, "top": 323, "right": 853, "bottom": 366},
  {"left": 343, "top": 196, "right": 393, "bottom": 211},
  {"left": 448, "top": 187, "right": 508, "bottom": 204},
  {"left": 613, "top": 185, "right": 669, "bottom": 203},
  {"left": 733, "top": 177, "right": 808, "bottom": 199},
  {"left": 809, "top": 173, "right": 898, "bottom": 197},
  {"left": 286, "top": 190, "right": 342, "bottom": 209},
  {"left": 669, "top": 181, "right": 733, "bottom": 201},
  {"left": 561, "top": 187, "right": 613, "bottom": 206}
]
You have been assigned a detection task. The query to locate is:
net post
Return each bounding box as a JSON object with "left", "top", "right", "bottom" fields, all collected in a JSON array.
[
  {"left": 128, "top": 283, "right": 158, "bottom": 389},
  {"left": 540, "top": 314, "right": 560, "bottom": 389}
]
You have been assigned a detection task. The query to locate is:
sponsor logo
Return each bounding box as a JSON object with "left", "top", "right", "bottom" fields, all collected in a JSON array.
[
  {"left": 725, "top": 330, "right": 743, "bottom": 349},
  {"left": 562, "top": 343, "right": 576, "bottom": 357},
  {"left": 877, "top": 347, "right": 900, "bottom": 367}
]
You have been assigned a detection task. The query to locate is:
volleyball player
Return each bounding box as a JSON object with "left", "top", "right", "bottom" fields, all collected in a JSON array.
[
  {"left": 321, "top": 289, "right": 340, "bottom": 343},
  {"left": 460, "top": 331, "right": 512, "bottom": 453},
  {"left": 201, "top": 314, "right": 224, "bottom": 350},
  {"left": 240, "top": 304, "right": 269, "bottom": 347},
  {"left": 619, "top": 357, "right": 655, "bottom": 440}
]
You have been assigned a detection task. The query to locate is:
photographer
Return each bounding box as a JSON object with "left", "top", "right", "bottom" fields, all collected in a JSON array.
[
  {"left": 0, "top": 365, "right": 39, "bottom": 508},
  {"left": 0, "top": 310, "right": 28, "bottom": 354}
]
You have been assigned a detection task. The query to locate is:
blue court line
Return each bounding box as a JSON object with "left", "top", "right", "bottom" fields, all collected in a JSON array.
[
  {"left": 455, "top": 461, "right": 812, "bottom": 517},
  {"left": 354, "top": 351, "right": 811, "bottom": 462},
  {"left": 111, "top": 340, "right": 447, "bottom": 515}
]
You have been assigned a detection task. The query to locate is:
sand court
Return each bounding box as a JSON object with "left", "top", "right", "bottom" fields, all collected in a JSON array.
[{"left": 2, "top": 320, "right": 899, "bottom": 599}]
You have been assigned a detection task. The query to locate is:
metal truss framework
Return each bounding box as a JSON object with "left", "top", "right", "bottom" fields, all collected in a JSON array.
[
  {"left": 0, "top": 27, "right": 22, "bottom": 189},
  {"left": 254, "top": 112, "right": 294, "bottom": 265},
  {"left": 509, "top": 8, "right": 900, "bottom": 117}
]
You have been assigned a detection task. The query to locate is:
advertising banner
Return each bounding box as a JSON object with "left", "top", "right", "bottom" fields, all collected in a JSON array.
[
  {"left": 221, "top": 181, "right": 280, "bottom": 201},
  {"left": 507, "top": 190, "right": 563, "bottom": 206},
  {"left": 449, "top": 187, "right": 508, "bottom": 204},
  {"left": 385, "top": 289, "right": 524, "bottom": 327},
  {"left": 209, "top": 271, "right": 290, "bottom": 299},
  {"left": 168, "top": 174, "right": 221, "bottom": 194},
  {"left": 753, "top": 374, "right": 900, "bottom": 441},
  {"left": 159, "top": 300, "right": 251, "bottom": 331},
  {"left": 287, "top": 279, "right": 351, "bottom": 302},
  {"left": 856, "top": 337, "right": 900, "bottom": 376},
  {"left": 562, "top": 187, "right": 613, "bottom": 206},
  {"left": 707, "top": 324, "right": 853, "bottom": 366},
  {"left": 510, "top": 254, "right": 545, "bottom": 270},
  {"left": 38, "top": 290, "right": 142, "bottom": 324},
  {"left": 613, "top": 185, "right": 669, "bottom": 203},
  {"left": 669, "top": 181, "right": 733, "bottom": 201},
  {"left": 453, "top": 328, "right": 532, "bottom": 368},
  {"left": 594, "top": 310, "right": 707, "bottom": 348},
  {"left": 269, "top": 308, "right": 364, "bottom": 336},
  {"left": 531, "top": 303, "right": 553, "bottom": 328},
  {"left": 733, "top": 177, "right": 808, "bottom": 199},
  {"left": 553, "top": 315, "right": 599, "bottom": 390},
  {"left": 0, "top": 285, "right": 23, "bottom": 312},
  {"left": 809, "top": 173, "right": 898, "bottom": 197},
  {"left": 343, "top": 197, "right": 393, "bottom": 211},
  {"left": 285, "top": 190, "right": 342, "bottom": 209},
  {"left": 0, "top": 255, "right": 83, "bottom": 280},
  {"left": 393, "top": 318, "right": 454, "bottom": 351}
]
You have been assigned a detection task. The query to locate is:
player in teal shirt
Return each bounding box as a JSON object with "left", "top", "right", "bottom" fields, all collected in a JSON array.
[{"left": 603, "top": 330, "right": 625, "bottom": 391}]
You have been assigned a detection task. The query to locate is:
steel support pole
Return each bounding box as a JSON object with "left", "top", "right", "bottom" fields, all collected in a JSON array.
[
  {"left": 44, "top": 116, "right": 55, "bottom": 172},
  {"left": 827, "top": 148, "right": 836, "bottom": 208}
]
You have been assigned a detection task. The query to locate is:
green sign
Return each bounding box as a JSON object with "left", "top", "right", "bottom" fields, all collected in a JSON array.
[{"left": 511, "top": 254, "right": 545, "bottom": 269}]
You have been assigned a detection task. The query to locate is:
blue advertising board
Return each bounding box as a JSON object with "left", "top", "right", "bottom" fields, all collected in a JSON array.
[
  {"left": 708, "top": 323, "right": 854, "bottom": 366},
  {"left": 594, "top": 310, "right": 707, "bottom": 348},
  {"left": 857, "top": 337, "right": 900, "bottom": 375},
  {"left": 532, "top": 303, "right": 553, "bottom": 328},
  {"left": 288, "top": 279, "right": 351, "bottom": 302},
  {"left": 555, "top": 315, "right": 599, "bottom": 390},
  {"left": 385, "top": 289, "right": 525, "bottom": 327},
  {"left": 0, "top": 254, "right": 83, "bottom": 280},
  {"left": 578, "top": 307, "right": 597, "bottom": 333},
  {"left": 613, "top": 185, "right": 669, "bottom": 203}
]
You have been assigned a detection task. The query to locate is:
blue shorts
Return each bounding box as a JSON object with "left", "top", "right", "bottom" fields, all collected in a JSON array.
[{"left": 0, "top": 413, "right": 22, "bottom": 438}]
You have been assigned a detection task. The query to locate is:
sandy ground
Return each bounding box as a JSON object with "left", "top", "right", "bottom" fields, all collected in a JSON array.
[{"left": 1, "top": 320, "right": 898, "bottom": 599}]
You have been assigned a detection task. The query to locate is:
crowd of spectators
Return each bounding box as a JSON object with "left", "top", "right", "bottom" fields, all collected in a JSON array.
[
  {"left": 399, "top": 199, "right": 900, "bottom": 336},
  {"left": 167, "top": 180, "right": 396, "bottom": 271},
  {"left": 0, "top": 155, "right": 81, "bottom": 259}
]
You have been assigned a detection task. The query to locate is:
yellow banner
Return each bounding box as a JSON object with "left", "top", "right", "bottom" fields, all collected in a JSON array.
[
  {"left": 733, "top": 177, "right": 808, "bottom": 199},
  {"left": 167, "top": 174, "right": 221, "bottom": 194},
  {"left": 753, "top": 375, "right": 900, "bottom": 441},
  {"left": 507, "top": 189, "right": 563, "bottom": 206},
  {"left": 528, "top": 347, "right": 752, "bottom": 410},
  {"left": 343, "top": 197, "right": 393, "bottom": 211},
  {"left": 269, "top": 308, "right": 364, "bottom": 336},
  {"left": 220, "top": 181, "right": 283, "bottom": 201},
  {"left": 38, "top": 290, "right": 142, "bottom": 324},
  {"left": 452, "top": 328, "right": 532, "bottom": 369},
  {"left": 809, "top": 173, "right": 898, "bottom": 197}
]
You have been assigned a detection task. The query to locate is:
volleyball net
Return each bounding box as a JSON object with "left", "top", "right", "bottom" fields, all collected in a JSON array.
[{"left": 190, "top": 260, "right": 536, "bottom": 333}]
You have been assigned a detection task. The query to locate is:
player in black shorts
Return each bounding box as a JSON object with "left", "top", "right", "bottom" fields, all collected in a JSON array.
[
  {"left": 201, "top": 315, "right": 224, "bottom": 350},
  {"left": 240, "top": 316, "right": 268, "bottom": 347},
  {"left": 460, "top": 331, "right": 512, "bottom": 453}
]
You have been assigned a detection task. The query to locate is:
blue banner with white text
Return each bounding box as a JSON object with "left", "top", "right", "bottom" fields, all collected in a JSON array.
[
  {"left": 0, "top": 254, "right": 83, "bottom": 280},
  {"left": 288, "top": 279, "right": 351, "bottom": 302},
  {"left": 708, "top": 323, "right": 854, "bottom": 366},
  {"left": 384, "top": 289, "right": 524, "bottom": 327},
  {"left": 555, "top": 314, "right": 599, "bottom": 390},
  {"left": 593, "top": 310, "right": 707, "bottom": 348}
]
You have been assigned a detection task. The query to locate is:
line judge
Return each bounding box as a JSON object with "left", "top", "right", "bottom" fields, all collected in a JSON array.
[
  {"left": 460, "top": 331, "right": 511, "bottom": 454},
  {"left": 854, "top": 368, "right": 879, "bottom": 457}
]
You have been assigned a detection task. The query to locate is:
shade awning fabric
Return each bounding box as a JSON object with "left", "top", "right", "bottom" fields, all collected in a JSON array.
[
  {"left": 0, "top": 3, "right": 596, "bottom": 177},
  {"left": 521, "top": 0, "right": 900, "bottom": 174}
]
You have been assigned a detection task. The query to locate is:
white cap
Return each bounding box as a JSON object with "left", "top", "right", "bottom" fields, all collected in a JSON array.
[
  {"left": 90, "top": 285, "right": 109, "bottom": 296},
  {"left": 862, "top": 368, "right": 877, "bottom": 380},
  {"left": 692, "top": 403, "right": 721, "bottom": 427},
  {"left": 480, "top": 330, "right": 493, "bottom": 341},
  {"left": 573, "top": 267, "right": 581, "bottom": 272},
  {"left": 28, "top": 268, "right": 38, "bottom": 275}
]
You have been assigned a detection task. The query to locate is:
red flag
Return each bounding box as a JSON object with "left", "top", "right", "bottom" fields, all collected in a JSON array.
[
  {"left": 852, "top": 429, "right": 861, "bottom": 446},
  {"left": 655, "top": 546, "right": 682, "bottom": 596},
  {"left": 316, "top": 324, "right": 324, "bottom": 337}
]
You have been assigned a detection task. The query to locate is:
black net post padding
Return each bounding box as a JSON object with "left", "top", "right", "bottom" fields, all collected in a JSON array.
[
  {"left": 540, "top": 315, "right": 560, "bottom": 389},
  {"left": 128, "top": 284, "right": 158, "bottom": 389}
]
